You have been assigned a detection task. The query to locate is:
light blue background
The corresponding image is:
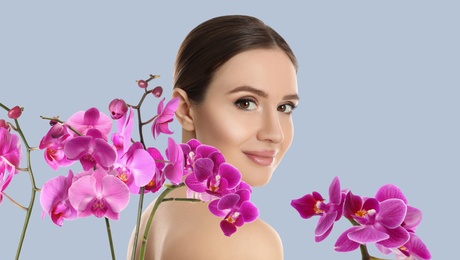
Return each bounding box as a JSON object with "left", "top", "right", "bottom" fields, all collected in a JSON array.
[{"left": 1, "top": 1, "right": 458, "bottom": 259}]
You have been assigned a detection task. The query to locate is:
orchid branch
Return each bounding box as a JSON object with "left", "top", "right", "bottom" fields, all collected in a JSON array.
[
  {"left": 138, "top": 183, "right": 184, "bottom": 260},
  {"left": 105, "top": 217, "right": 116, "bottom": 260}
]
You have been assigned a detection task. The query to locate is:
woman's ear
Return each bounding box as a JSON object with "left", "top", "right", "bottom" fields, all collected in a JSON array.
[{"left": 172, "top": 88, "right": 195, "bottom": 131}]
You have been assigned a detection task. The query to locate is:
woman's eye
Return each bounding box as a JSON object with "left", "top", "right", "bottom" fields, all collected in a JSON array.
[
  {"left": 278, "top": 103, "right": 296, "bottom": 114},
  {"left": 235, "top": 99, "right": 257, "bottom": 111}
]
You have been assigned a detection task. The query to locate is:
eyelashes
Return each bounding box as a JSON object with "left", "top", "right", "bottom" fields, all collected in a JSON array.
[{"left": 234, "top": 97, "right": 297, "bottom": 114}]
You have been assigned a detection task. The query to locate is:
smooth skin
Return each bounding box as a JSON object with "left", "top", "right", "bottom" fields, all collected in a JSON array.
[{"left": 128, "top": 48, "right": 299, "bottom": 260}]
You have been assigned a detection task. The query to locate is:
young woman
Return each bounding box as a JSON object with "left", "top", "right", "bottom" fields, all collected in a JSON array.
[{"left": 128, "top": 15, "right": 299, "bottom": 260}]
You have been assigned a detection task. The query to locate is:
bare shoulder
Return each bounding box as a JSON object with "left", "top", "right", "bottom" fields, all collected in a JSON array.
[
  {"left": 128, "top": 193, "right": 284, "bottom": 260},
  {"left": 162, "top": 200, "right": 284, "bottom": 260}
]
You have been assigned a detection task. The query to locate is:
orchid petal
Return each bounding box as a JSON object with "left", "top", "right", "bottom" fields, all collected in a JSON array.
[
  {"left": 405, "top": 233, "right": 431, "bottom": 260},
  {"left": 348, "top": 226, "right": 389, "bottom": 244},
  {"left": 328, "top": 176, "right": 341, "bottom": 205},
  {"left": 375, "top": 184, "right": 408, "bottom": 204},
  {"left": 377, "top": 198, "right": 407, "bottom": 229},
  {"left": 194, "top": 158, "right": 214, "bottom": 182},
  {"left": 239, "top": 201, "right": 258, "bottom": 222},
  {"left": 218, "top": 163, "right": 241, "bottom": 189},
  {"left": 64, "top": 136, "right": 92, "bottom": 160},
  {"left": 334, "top": 227, "right": 361, "bottom": 252},
  {"left": 100, "top": 175, "right": 130, "bottom": 212},
  {"left": 315, "top": 211, "right": 337, "bottom": 237},
  {"left": 375, "top": 225, "right": 410, "bottom": 248},
  {"left": 217, "top": 193, "right": 240, "bottom": 210},
  {"left": 291, "top": 194, "right": 319, "bottom": 219},
  {"left": 220, "top": 220, "right": 237, "bottom": 237}
]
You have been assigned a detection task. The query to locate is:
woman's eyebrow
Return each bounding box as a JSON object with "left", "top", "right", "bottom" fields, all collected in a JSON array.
[
  {"left": 284, "top": 94, "right": 300, "bottom": 101},
  {"left": 227, "top": 85, "right": 300, "bottom": 101},
  {"left": 226, "top": 85, "right": 268, "bottom": 98}
]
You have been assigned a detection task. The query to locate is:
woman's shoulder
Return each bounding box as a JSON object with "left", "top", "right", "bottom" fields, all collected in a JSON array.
[{"left": 139, "top": 194, "right": 284, "bottom": 260}]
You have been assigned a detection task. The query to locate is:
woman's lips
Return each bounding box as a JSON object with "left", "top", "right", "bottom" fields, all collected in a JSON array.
[{"left": 243, "top": 151, "right": 276, "bottom": 166}]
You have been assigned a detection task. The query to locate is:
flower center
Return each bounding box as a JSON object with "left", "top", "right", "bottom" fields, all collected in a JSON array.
[{"left": 355, "top": 209, "right": 367, "bottom": 217}]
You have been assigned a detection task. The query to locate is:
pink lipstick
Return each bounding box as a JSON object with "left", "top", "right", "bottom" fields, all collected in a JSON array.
[{"left": 243, "top": 151, "right": 277, "bottom": 167}]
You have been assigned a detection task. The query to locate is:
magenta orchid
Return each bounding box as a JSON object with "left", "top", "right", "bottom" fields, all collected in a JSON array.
[
  {"left": 39, "top": 123, "right": 74, "bottom": 170},
  {"left": 66, "top": 107, "right": 112, "bottom": 141},
  {"left": 336, "top": 191, "right": 409, "bottom": 252},
  {"left": 291, "top": 176, "right": 431, "bottom": 259},
  {"left": 374, "top": 184, "right": 431, "bottom": 260},
  {"left": 111, "top": 107, "right": 134, "bottom": 159},
  {"left": 40, "top": 170, "right": 78, "bottom": 226},
  {"left": 113, "top": 142, "right": 156, "bottom": 194},
  {"left": 144, "top": 147, "right": 166, "bottom": 193},
  {"left": 291, "top": 176, "right": 345, "bottom": 242},
  {"left": 184, "top": 142, "right": 241, "bottom": 198},
  {"left": 68, "top": 168, "right": 130, "bottom": 220},
  {"left": 208, "top": 188, "right": 259, "bottom": 236},
  {"left": 64, "top": 128, "right": 117, "bottom": 171},
  {"left": 151, "top": 97, "right": 179, "bottom": 139},
  {"left": 163, "top": 137, "right": 185, "bottom": 185},
  {"left": 0, "top": 127, "right": 21, "bottom": 175}
]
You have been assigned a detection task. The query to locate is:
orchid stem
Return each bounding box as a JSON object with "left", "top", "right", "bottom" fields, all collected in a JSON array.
[
  {"left": 130, "top": 186, "right": 146, "bottom": 260},
  {"left": 105, "top": 217, "right": 116, "bottom": 260},
  {"left": 162, "top": 197, "right": 203, "bottom": 203},
  {"left": 12, "top": 118, "right": 38, "bottom": 260},
  {"left": 138, "top": 183, "right": 185, "bottom": 260},
  {"left": 1, "top": 191, "right": 28, "bottom": 211}
]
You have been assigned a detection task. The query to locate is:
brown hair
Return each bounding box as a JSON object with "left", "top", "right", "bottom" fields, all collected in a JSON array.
[{"left": 173, "top": 15, "right": 298, "bottom": 104}]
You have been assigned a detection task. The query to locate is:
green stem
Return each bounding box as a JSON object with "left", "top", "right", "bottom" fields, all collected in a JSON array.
[
  {"left": 1, "top": 191, "right": 28, "bottom": 211},
  {"left": 162, "top": 197, "right": 203, "bottom": 203},
  {"left": 130, "top": 186, "right": 146, "bottom": 260},
  {"left": 138, "top": 184, "right": 185, "bottom": 260},
  {"left": 105, "top": 217, "right": 116, "bottom": 260},
  {"left": 13, "top": 119, "right": 38, "bottom": 260},
  {"left": 360, "top": 244, "right": 371, "bottom": 260}
]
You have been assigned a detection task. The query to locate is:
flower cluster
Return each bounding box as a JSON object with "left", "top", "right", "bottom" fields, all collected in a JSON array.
[
  {"left": 0, "top": 74, "right": 258, "bottom": 260},
  {"left": 291, "top": 176, "right": 431, "bottom": 260}
]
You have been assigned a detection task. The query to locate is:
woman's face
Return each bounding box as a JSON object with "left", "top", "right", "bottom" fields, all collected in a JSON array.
[{"left": 189, "top": 48, "right": 299, "bottom": 187}]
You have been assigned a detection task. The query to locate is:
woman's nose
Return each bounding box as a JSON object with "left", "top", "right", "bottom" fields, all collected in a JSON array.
[{"left": 256, "top": 109, "right": 284, "bottom": 144}]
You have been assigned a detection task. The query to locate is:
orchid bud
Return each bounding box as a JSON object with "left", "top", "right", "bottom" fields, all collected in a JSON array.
[
  {"left": 152, "top": 86, "right": 163, "bottom": 98},
  {"left": 49, "top": 123, "right": 68, "bottom": 139},
  {"left": 137, "top": 79, "right": 148, "bottom": 89},
  {"left": 0, "top": 119, "right": 10, "bottom": 131},
  {"left": 108, "top": 98, "right": 128, "bottom": 120},
  {"left": 7, "top": 106, "right": 22, "bottom": 119}
]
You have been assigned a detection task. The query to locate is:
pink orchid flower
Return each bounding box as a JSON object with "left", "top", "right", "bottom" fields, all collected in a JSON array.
[
  {"left": 64, "top": 128, "right": 117, "bottom": 171},
  {"left": 184, "top": 142, "right": 242, "bottom": 200},
  {"left": 163, "top": 137, "right": 184, "bottom": 185},
  {"left": 335, "top": 191, "right": 409, "bottom": 252},
  {"left": 66, "top": 107, "right": 112, "bottom": 141},
  {"left": 40, "top": 170, "right": 78, "bottom": 226},
  {"left": 208, "top": 188, "right": 259, "bottom": 236},
  {"left": 0, "top": 127, "right": 21, "bottom": 175},
  {"left": 111, "top": 107, "right": 134, "bottom": 159},
  {"left": 113, "top": 142, "right": 156, "bottom": 194},
  {"left": 151, "top": 97, "right": 179, "bottom": 139},
  {"left": 68, "top": 168, "right": 130, "bottom": 220},
  {"left": 374, "top": 184, "right": 431, "bottom": 259},
  {"left": 291, "top": 176, "right": 346, "bottom": 242},
  {"left": 144, "top": 147, "right": 166, "bottom": 193},
  {"left": 39, "top": 123, "right": 74, "bottom": 170}
]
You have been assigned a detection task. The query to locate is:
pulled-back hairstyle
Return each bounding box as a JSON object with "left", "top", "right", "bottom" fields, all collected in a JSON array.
[{"left": 173, "top": 15, "right": 298, "bottom": 104}]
